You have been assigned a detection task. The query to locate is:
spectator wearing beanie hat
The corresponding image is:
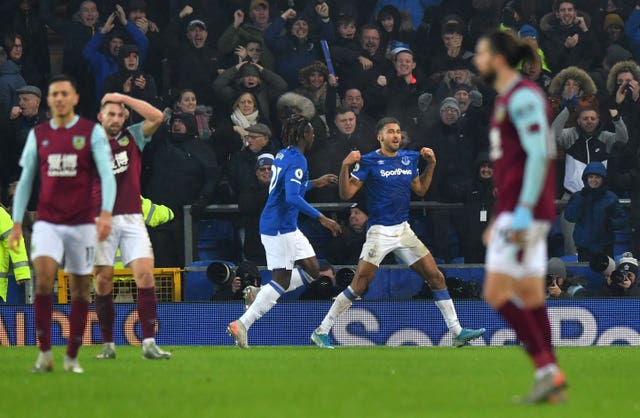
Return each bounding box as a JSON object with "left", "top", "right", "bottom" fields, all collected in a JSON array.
[
  {"left": 546, "top": 257, "right": 589, "bottom": 298},
  {"left": 604, "top": 252, "right": 640, "bottom": 296},
  {"left": 518, "top": 24, "right": 552, "bottom": 74}
]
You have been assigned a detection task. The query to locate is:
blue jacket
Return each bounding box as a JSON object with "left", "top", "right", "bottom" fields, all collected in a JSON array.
[
  {"left": 626, "top": 8, "right": 640, "bottom": 60},
  {"left": 372, "top": 0, "right": 442, "bottom": 29},
  {"left": 565, "top": 162, "right": 627, "bottom": 253},
  {"left": 264, "top": 16, "right": 334, "bottom": 88},
  {"left": 82, "top": 22, "right": 148, "bottom": 100},
  {"left": 0, "top": 61, "right": 26, "bottom": 112}
]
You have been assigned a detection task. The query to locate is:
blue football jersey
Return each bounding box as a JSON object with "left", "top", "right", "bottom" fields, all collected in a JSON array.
[
  {"left": 351, "top": 149, "right": 420, "bottom": 227},
  {"left": 260, "top": 147, "right": 321, "bottom": 236}
]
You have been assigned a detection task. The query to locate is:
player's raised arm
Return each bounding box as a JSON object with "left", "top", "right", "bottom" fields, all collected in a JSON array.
[
  {"left": 101, "top": 92, "right": 163, "bottom": 139},
  {"left": 411, "top": 147, "right": 436, "bottom": 197},
  {"left": 339, "top": 150, "right": 363, "bottom": 200},
  {"left": 508, "top": 88, "right": 550, "bottom": 231}
]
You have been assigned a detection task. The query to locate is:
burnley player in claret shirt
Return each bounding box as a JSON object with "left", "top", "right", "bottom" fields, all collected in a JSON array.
[{"left": 474, "top": 31, "right": 566, "bottom": 403}]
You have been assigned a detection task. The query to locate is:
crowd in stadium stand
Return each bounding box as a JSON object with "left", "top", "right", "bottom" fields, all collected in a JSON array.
[{"left": 2, "top": 0, "right": 640, "bottom": 292}]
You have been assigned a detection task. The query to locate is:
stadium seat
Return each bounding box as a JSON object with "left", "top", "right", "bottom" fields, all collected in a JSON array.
[
  {"left": 560, "top": 254, "right": 578, "bottom": 263},
  {"left": 197, "top": 219, "right": 237, "bottom": 261}
]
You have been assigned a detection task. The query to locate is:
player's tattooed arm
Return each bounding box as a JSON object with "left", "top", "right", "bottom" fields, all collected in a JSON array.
[
  {"left": 338, "top": 150, "right": 363, "bottom": 200},
  {"left": 411, "top": 148, "right": 436, "bottom": 197}
]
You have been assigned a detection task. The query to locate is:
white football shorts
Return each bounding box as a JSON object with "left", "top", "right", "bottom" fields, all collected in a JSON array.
[
  {"left": 95, "top": 214, "right": 154, "bottom": 266},
  {"left": 485, "top": 212, "right": 551, "bottom": 280},
  {"left": 360, "top": 221, "right": 430, "bottom": 267},
  {"left": 31, "top": 221, "right": 97, "bottom": 275},
  {"left": 261, "top": 229, "right": 316, "bottom": 270}
]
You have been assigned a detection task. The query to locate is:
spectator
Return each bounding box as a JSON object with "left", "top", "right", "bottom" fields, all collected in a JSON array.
[
  {"left": 237, "top": 152, "right": 273, "bottom": 264},
  {"left": 553, "top": 105, "right": 627, "bottom": 195},
  {"left": 125, "top": 0, "right": 165, "bottom": 93},
  {"left": 213, "top": 60, "right": 287, "bottom": 127},
  {"left": 327, "top": 201, "right": 372, "bottom": 265},
  {"left": 162, "top": 89, "right": 214, "bottom": 141},
  {"left": 517, "top": 24, "right": 551, "bottom": 75},
  {"left": 228, "top": 123, "right": 277, "bottom": 197},
  {"left": 103, "top": 44, "right": 158, "bottom": 124},
  {"left": 369, "top": 47, "right": 427, "bottom": 138},
  {"left": 3, "top": 32, "right": 47, "bottom": 96},
  {"left": 430, "top": 20, "right": 474, "bottom": 74},
  {"left": 607, "top": 60, "right": 640, "bottom": 138},
  {"left": 375, "top": 5, "right": 415, "bottom": 59},
  {"left": 521, "top": 53, "right": 553, "bottom": 92},
  {"left": 0, "top": 1, "right": 50, "bottom": 92},
  {"left": 625, "top": 3, "right": 640, "bottom": 60},
  {"left": 296, "top": 61, "right": 338, "bottom": 119},
  {"left": 264, "top": 5, "right": 335, "bottom": 88},
  {"left": 600, "top": 13, "right": 630, "bottom": 53},
  {"left": 211, "top": 92, "right": 269, "bottom": 169},
  {"left": 602, "top": 252, "right": 640, "bottom": 296},
  {"left": 209, "top": 260, "right": 262, "bottom": 301},
  {"left": 217, "top": 1, "right": 276, "bottom": 70},
  {"left": 462, "top": 153, "right": 495, "bottom": 263},
  {"left": 341, "top": 87, "right": 376, "bottom": 138},
  {"left": 424, "top": 97, "right": 478, "bottom": 261},
  {"left": 142, "top": 112, "right": 220, "bottom": 267},
  {"left": 0, "top": 45, "right": 26, "bottom": 114},
  {"left": 5, "top": 85, "right": 45, "bottom": 205},
  {"left": 564, "top": 162, "right": 627, "bottom": 261},
  {"left": 371, "top": 0, "right": 442, "bottom": 30},
  {"left": 433, "top": 57, "right": 477, "bottom": 102},
  {"left": 167, "top": 18, "right": 219, "bottom": 108},
  {"left": 40, "top": 0, "right": 100, "bottom": 116},
  {"left": 452, "top": 83, "right": 487, "bottom": 145},
  {"left": 308, "top": 106, "right": 370, "bottom": 203},
  {"left": 548, "top": 66, "right": 599, "bottom": 126},
  {"left": 276, "top": 91, "right": 327, "bottom": 150},
  {"left": 546, "top": 257, "right": 589, "bottom": 298},
  {"left": 82, "top": 4, "right": 149, "bottom": 103},
  {"left": 541, "top": 0, "right": 597, "bottom": 72}
]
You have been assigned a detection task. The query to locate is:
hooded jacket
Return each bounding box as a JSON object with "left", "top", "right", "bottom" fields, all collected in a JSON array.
[
  {"left": 552, "top": 107, "right": 628, "bottom": 193},
  {"left": 548, "top": 66, "right": 598, "bottom": 124},
  {"left": 564, "top": 162, "right": 627, "bottom": 253}
]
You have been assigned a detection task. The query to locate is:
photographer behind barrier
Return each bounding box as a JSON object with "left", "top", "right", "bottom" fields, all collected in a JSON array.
[
  {"left": 545, "top": 257, "right": 588, "bottom": 298},
  {"left": 207, "top": 260, "right": 261, "bottom": 301},
  {"left": 591, "top": 252, "right": 640, "bottom": 297}
]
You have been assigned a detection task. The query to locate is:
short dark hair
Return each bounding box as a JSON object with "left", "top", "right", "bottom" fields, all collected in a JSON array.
[
  {"left": 441, "top": 22, "right": 464, "bottom": 36},
  {"left": 49, "top": 74, "right": 78, "bottom": 91},
  {"left": 335, "top": 105, "right": 356, "bottom": 117},
  {"left": 375, "top": 117, "right": 400, "bottom": 134}
]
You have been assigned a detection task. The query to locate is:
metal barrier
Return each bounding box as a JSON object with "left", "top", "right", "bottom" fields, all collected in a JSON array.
[{"left": 182, "top": 199, "right": 632, "bottom": 266}]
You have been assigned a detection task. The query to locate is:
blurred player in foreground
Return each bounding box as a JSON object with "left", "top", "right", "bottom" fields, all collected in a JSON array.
[
  {"left": 474, "top": 31, "right": 566, "bottom": 403},
  {"left": 93, "top": 92, "right": 170, "bottom": 360},
  {"left": 9, "top": 74, "right": 116, "bottom": 373},
  {"left": 311, "top": 117, "right": 486, "bottom": 349},
  {"left": 227, "top": 114, "right": 341, "bottom": 348}
]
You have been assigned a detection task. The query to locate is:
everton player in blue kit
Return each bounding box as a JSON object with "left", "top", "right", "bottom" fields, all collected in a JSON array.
[
  {"left": 311, "top": 117, "right": 486, "bottom": 348},
  {"left": 475, "top": 31, "right": 566, "bottom": 403},
  {"left": 227, "top": 114, "right": 342, "bottom": 348}
]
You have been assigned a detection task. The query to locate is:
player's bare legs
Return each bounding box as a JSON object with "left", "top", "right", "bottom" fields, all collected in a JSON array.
[
  {"left": 65, "top": 273, "right": 92, "bottom": 373},
  {"left": 94, "top": 265, "right": 116, "bottom": 358},
  {"left": 31, "top": 256, "right": 58, "bottom": 372},
  {"left": 312, "top": 260, "right": 377, "bottom": 348},
  {"left": 410, "top": 254, "right": 486, "bottom": 346}
]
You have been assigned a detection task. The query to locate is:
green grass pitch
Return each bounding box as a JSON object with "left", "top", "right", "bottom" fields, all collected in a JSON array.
[{"left": 2, "top": 345, "right": 638, "bottom": 418}]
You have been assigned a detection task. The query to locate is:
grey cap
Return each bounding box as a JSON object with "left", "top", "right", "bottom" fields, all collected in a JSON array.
[
  {"left": 547, "top": 257, "right": 567, "bottom": 279},
  {"left": 16, "top": 85, "right": 41, "bottom": 98},
  {"left": 246, "top": 123, "right": 272, "bottom": 137},
  {"left": 440, "top": 97, "right": 460, "bottom": 114}
]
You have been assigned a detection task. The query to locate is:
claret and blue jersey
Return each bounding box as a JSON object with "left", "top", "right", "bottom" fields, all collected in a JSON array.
[
  {"left": 260, "top": 146, "right": 321, "bottom": 236},
  {"left": 351, "top": 149, "right": 420, "bottom": 228}
]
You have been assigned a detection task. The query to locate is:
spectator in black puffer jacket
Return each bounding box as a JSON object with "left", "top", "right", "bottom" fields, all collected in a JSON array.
[
  {"left": 462, "top": 153, "right": 495, "bottom": 263},
  {"left": 142, "top": 112, "right": 219, "bottom": 267}
]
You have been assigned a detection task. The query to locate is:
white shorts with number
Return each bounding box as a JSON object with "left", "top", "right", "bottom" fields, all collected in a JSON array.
[
  {"left": 31, "top": 221, "right": 97, "bottom": 275},
  {"left": 95, "top": 214, "right": 154, "bottom": 267},
  {"left": 261, "top": 229, "right": 316, "bottom": 270},
  {"left": 485, "top": 212, "right": 551, "bottom": 280},
  {"left": 360, "top": 222, "right": 430, "bottom": 267}
]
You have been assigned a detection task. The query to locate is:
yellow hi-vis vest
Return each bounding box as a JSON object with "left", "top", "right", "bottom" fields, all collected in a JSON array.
[{"left": 0, "top": 206, "right": 30, "bottom": 302}]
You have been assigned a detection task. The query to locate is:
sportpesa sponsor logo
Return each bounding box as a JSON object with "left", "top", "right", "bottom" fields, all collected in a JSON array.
[{"left": 379, "top": 168, "right": 412, "bottom": 177}]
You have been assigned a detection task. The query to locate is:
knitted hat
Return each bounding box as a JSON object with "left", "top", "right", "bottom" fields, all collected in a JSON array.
[
  {"left": 603, "top": 13, "right": 625, "bottom": 31},
  {"left": 618, "top": 252, "right": 638, "bottom": 276},
  {"left": 518, "top": 24, "right": 538, "bottom": 39},
  {"left": 547, "top": 257, "right": 567, "bottom": 279},
  {"left": 440, "top": 97, "right": 460, "bottom": 114}
]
